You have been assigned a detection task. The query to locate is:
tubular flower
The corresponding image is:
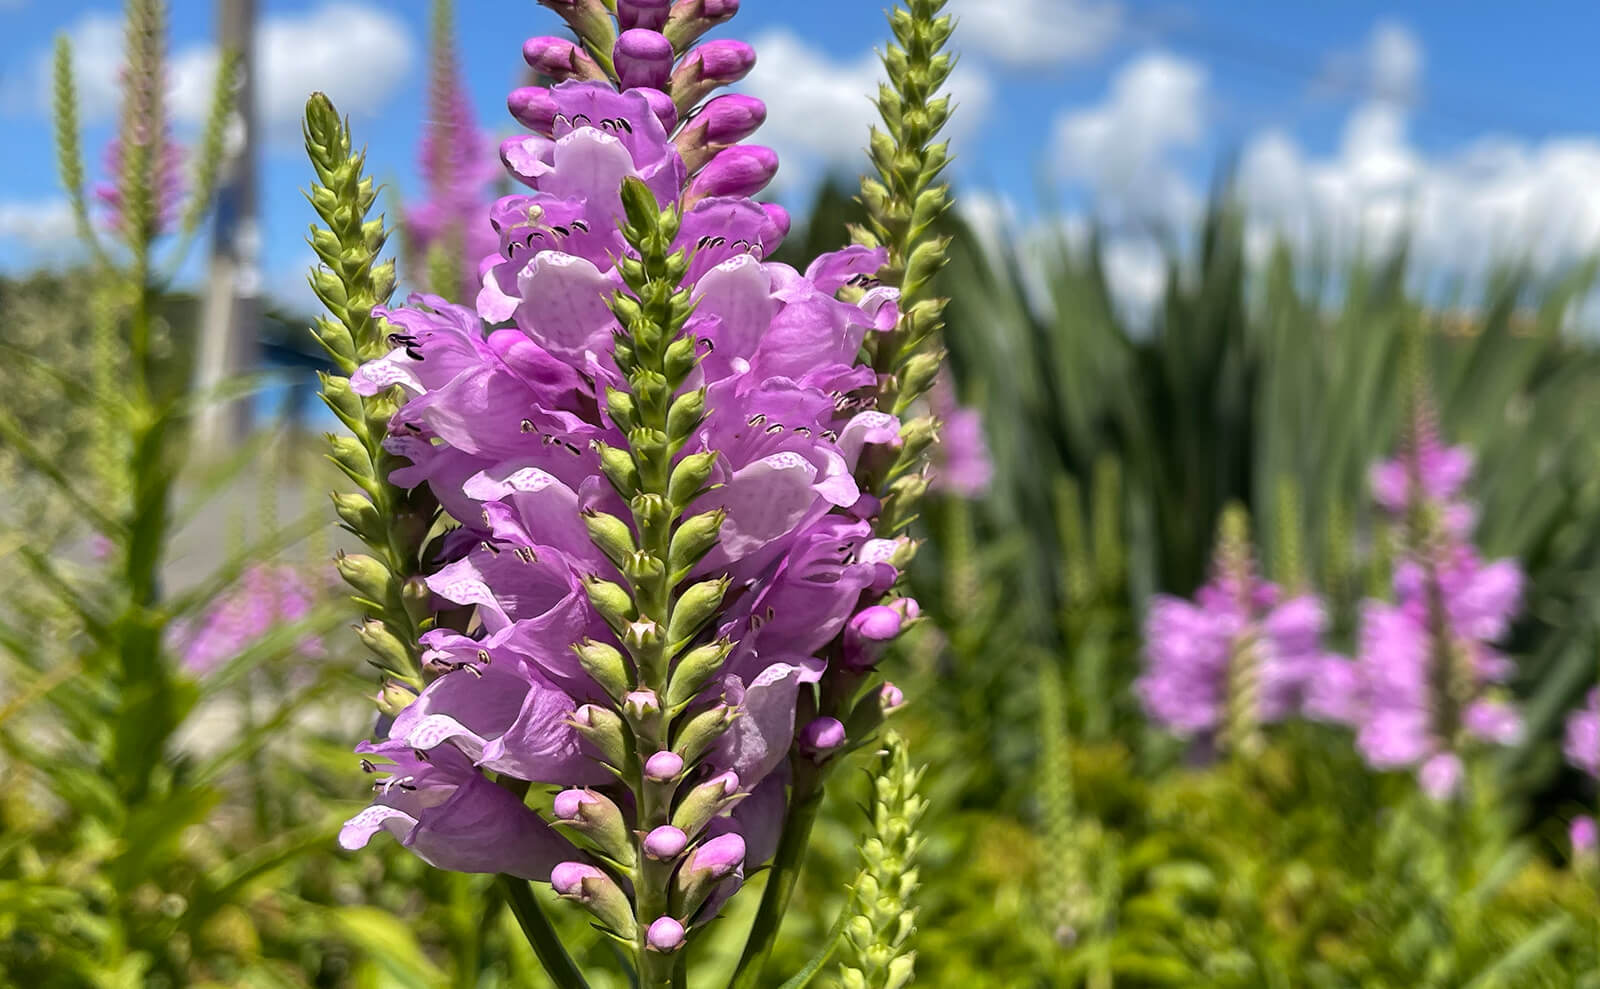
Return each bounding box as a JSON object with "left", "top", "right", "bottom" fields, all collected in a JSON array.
[
  {"left": 1345, "top": 395, "right": 1524, "bottom": 798},
  {"left": 1136, "top": 506, "right": 1331, "bottom": 753},
  {"left": 338, "top": 2, "right": 918, "bottom": 970}
]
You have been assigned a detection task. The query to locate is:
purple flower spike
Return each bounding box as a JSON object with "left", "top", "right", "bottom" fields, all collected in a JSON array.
[
  {"left": 799, "top": 717, "right": 846, "bottom": 759},
  {"left": 644, "top": 825, "right": 689, "bottom": 860},
  {"left": 686, "top": 145, "right": 778, "bottom": 203},
  {"left": 647, "top": 916, "right": 686, "bottom": 952},
  {"left": 645, "top": 750, "right": 685, "bottom": 781},
  {"left": 614, "top": 29, "right": 675, "bottom": 90},
  {"left": 523, "top": 36, "right": 607, "bottom": 82}
]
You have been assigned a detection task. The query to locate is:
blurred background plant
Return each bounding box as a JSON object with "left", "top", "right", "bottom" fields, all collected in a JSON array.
[{"left": 5, "top": 0, "right": 1600, "bottom": 986}]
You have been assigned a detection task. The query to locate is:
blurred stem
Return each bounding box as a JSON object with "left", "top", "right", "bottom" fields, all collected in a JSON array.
[
  {"left": 498, "top": 875, "right": 590, "bottom": 989},
  {"left": 728, "top": 772, "right": 824, "bottom": 989}
]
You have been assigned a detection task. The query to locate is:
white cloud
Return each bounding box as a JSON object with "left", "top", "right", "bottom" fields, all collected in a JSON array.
[
  {"left": 948, "top": 0, "right": 1120, "bottom": 69},
  {"left": 0, "top": 199, "right": 76, "bottom": 248},
  {"left": 1051, "top": 51, "right": 1206, "bottom": 223},
  {"left": 22, "top": 4, "right": 413, "bottom": 146},
  {"left": 740, "top": 29, "right": 992, "bottom": 187},
  {"left": 1317, "top": 20, "right": 1422, "bottom": 106}
]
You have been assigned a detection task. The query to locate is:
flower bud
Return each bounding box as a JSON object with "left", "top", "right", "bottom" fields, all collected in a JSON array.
[
  {"left": 582, "top": 509, "right": 638, "bottom": 569},
  {"left": 668, "top": 450, "right": 719, "bottom": 507},
  {"left": 672, "top": 703, "right": 734, "bottom": 766},
  {"left": 668, "top": 509, "right": 725, "bottom": 580},
  {"left": 522, "top": 36, "right": 607, "bottom": 83},
  {"left": 1574, "top": 816, "right": 1598, "bottom": 861},
  {"left": 799, "top": 717, "right": 847, "bottom": 760},
  {"left": 622, "top": 617, "right": 663, "bottom": 655},
  {"left": 332, "top": 491, "right": 381, "bottom": 538},
  {"left": 335, "top": 551, "right": 392, "bottom": 605},
  {"left": 356, "top": 619, "right": 414, "bottom": 675},
  {"left": 573, "top": 640, "right": 632, "bottom": 703},
  {"left": 668, "top": 40, "right": 758, "bottom": 112},
  {"left": 535, "top": 0, "right": 616, "bottom": 56},
  {"left": 374, "top": 679, "right": 416, "bottom": 717},
  {"left": 639, "top": 86, "right": 680, "bottom": 132},
  {"left": 762, "top": 202, "right": 792, "bottom": 242},
  {"left": 880, "top": 681, "right": 906, "bottom": 713},
  {"left": 619, "top": 0, "right": 673, "bottom": 31},
  {"left": 507, "top": 86, "right": 559, "bottom": 134},
  {"left": 667, "top": 577, "right": 729, "bottom": 649},
  {"left": 573, "top": 704, "right": 630, "bottom": 769},
  {"left": 625, "top": 688, "right": 662, "bottom": 721},
  {"left": 663, "top": 0, "right": 740, "bottom": 51},
  {"left": 674, "top": 94, "right": 767, "bottom": 171},
  {"left": 595, "top": 440, "right": 641, "bottom": 497},
  {"left": 666, "top": 387, "right": 708, "bottom": 445},
  {"left": 647, "top": 915, "right": 686, "bottom": 952},
  {"left": 644, "top": 825, "right": 689, "bottom": 861},
  {"left": 552, "top": 861, "right": 636, "bottom": 937},
  {"left": 670, "top": 771, "right": 740, "bottom": 836},
  {"left": 645, "top": 750, "right": 684, "bottom": 782},
  {"left": 685, "top": 145, "right": 779, "bottom": 204},
  {"left": 665, "top": 638, "right": 731, "bottom": 711},
  {"left": 842, "top": 604, "right": 904, "bottom": 671},
  {"left": 614, "top": 29, "right": 675, "bottom": 90},
  {"left": 583, "top": 575, "right": 636, "bottom": 630},
  {"left": 674, "top": 832, "right": 745, "bottom": 918},
  {"left": 554, "top": 788, "right": 636, "bottom": 866}
]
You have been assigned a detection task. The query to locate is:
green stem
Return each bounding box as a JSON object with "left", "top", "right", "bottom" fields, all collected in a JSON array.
[
  {"left": 728, "top": 782, "right": 825, "bottom": 989},
  {"left": 499, "top": 875, "right": 591, "bottom": 989}
]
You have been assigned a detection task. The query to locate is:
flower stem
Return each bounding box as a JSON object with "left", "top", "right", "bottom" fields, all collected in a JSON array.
[
  {"left": 499, "top": 875, "right": 592, "bottom": 989},
  {"left": 728, "top": 772, "right": 825, "bottom": 989}
]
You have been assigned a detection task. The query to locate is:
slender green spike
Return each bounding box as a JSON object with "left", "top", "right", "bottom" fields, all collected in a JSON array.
[
  {"left": 180, "top": 48, "right": 240, "bottom": 237},
  {"left": 51, "top": 36, "right": 103, "bottom": 260},
  {"left": 1273, "top": 473, "right": 1306, "bottom": 592}
]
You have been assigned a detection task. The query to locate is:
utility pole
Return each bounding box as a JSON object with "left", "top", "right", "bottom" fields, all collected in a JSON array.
[{"left": 194, "top": 0, "right": 259, "bottom": 454}]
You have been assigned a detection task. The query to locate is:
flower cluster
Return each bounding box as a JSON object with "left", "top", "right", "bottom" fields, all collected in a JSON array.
[
  {"left": 337, "top": 0, "right": 918, "bottom": 968},
  {"left": 96, "top": 132, "right": 184, "bottom": 237},
  {"left": 168, "top": 562, "right": 327, "bottom": 675},
  {"left": 1137, "top": 505, "right": 1331, "bottom": 751},
  {"left": 1340, "top": 401, "right": 1523, "bottom": 798}
]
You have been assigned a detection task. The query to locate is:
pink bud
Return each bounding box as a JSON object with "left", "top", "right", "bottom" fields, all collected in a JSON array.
[
  {"left": 799, "top": 717, "right": 847, "bottom": 758},
  {"left": 551, "top": 861, "right": 605, "bottom": 896},
  {"left": 707, "top": 770, "right": 740, "bottom": 796},
  {"left": 523, "top": 36, "right": 605, "bottom": 82},
  {"left": 644, "top": 825, "right": 689, "bottom": 860},
  {"left": 880, "top": 681, "right": 906, "bottom": 712},
  {"left": 620, "top": 0, "right": 673, "bottom": 30},
  {"left": 625, "top": 689, "right": 662, "bottom": 718},
  {"left": 1419, "top": 752, "right": 1463, "bottom": 801},
  {"left": 1573, "top": 815, "right": 1598, "bottom": 855},
  {"left": 854, "top": 605, "right": 905, "bottom": 642},
  {"left": 686, "top": 145, "right": 778, "bottom": 202},
  {"left": 647, "top": 915, "right": 686, "bottom": 951},
  {"left": 639, "top": 86, "right": 679, "bottom": 133},
  {"left": 685, "top": 832, "right": 744, "bottom": 879},
  {"left": 669, "top": 39, "right": 757, "bottom": 109},
  {"left": 695, "top": 94, "right": 767, "bottom": 145},
  {"left": 508, "top": 87, "right": 559, "bottom": 134},
  {"left": 614, "top": 29, "right": 675, "bottom": 90},
  {"left": 761, "top": 203, "right": 792, "bottom": 241},
  {"left": 553, "top": 788, "right": 597, "bottom": 821},
  {"left": 645, "top": 750, "right": 685, "bottom": 781}
]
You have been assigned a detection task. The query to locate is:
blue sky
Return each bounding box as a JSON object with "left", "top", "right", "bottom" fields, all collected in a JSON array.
[{"left": 4, "top": 0, "right": 1600, "bottom": 314}]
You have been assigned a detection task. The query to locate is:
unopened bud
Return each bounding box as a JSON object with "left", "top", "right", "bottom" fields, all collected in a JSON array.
[
  {"left": 647, "top": 915, "right": 686, "bottom": 952},
  {"left": 583, "top": 509, "right": 638, "bottom": 569},
  {"left": 374, "top": 680, "right": 416, "bottom": 717},
  {"left": 551, "top": 862, "right": 636, "bottom": 937},
  {"left": 685, "top": 145, "right": 779, "bottom": 204},
  {"left": 335, "top": 551, "right": 392, "bottom": 605},
  {"left": 644, "top": 749, "right": 685, "bottom": 782},
  {"left": 619, "top": 0, "right": 672, "bottom": 30},
  {"left": 668, "top": 40, "right": 758, "bottom": 112},
  {"left": 553, "top": 788, "right": 636, "bottom": 865},
  {"left": 880, "top": 681, "right": 906, "bottom": 712},
  {"left": 522, "top": 36, "right": 607, "bottom": 82},
  {"left": 672, "top": 703, "right": 733, "bottom": 766},
  {"left": 670, "top": 770, "right": 740, "bottom": 836},
  {"left": 573, "top": 704, "right": 630, "bottom": 769},
  {"left": 674, "top": 832, "right": 745, "bottom": 918},
  {"left": 799, "top": 717, "right": 847, "bottom": 760},
  {"left": 674, "top": 94, "right": 767, "bottom": 171},
  {"left": 643, "top": 825, "right": 689, "bottom": 861},
  {"left": 665, "top": 638, "right": 731, "bottom": 711},
  {"left": 666, "top": 577, "right": 729, "bottom": 649},
  {"left": 574, "top": 640, "right": 631, "bottom": 703},
  {"left": 614, "top": 29, "right": 674, "bottom": 90},
  {"left": 507, "top": 86, "right": 559, "bottom": 134},
  {"left": 663, "top": 0, "right": 742, "bottom": 55},
  {"left": 356, "top": 620, "right": 414, "bottom": 675}
]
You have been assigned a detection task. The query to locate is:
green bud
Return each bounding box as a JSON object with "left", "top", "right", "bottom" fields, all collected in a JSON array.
[
  {"left": 897, "top": 350, "right": 944, "bottom": 410},
  {"left": 561, "top": 872, "right": 637, "bottom": 941},
  {"left": 334, "top": 551, "right": 393, "bottom": 605},
  {"left": 665, "top": 638, "right": 732, "bottom": 713},
  {"left": 672, "top": 703, "right": 734, "bottom": 766},
  {"left": 663, "top": 333, "right": 701, "bottom": 385},
  {"left": 668, "top": 451, "right": 719, "bottom": 507},
  {"left": 552, "top": 789, "right": 637, "bottom": 868},
  {"left": 604, "top": 386, "right": 637, "bottom": 431},
  {"left": 573, "top": 704, "right": 631, "bottom": 770},
  {"left": 623, "top": 551, "right": 666, "bottom": 584},
  {"left": 594, "top": 441, "right": 641, "bottom": 497},
  {"left": 621, "top": 618, "right": 663, "bottom": 655},
  {"left": 583, "top": 576, "right": 637, "bottom": 630},
  {"left": 666, "top": 577, "right": 729, "bottom": 651},
  {"left": 897, "top": 415, "right": 939, "bottom": 466},
  {"left": 332, "top": 491, "right": 382, "bottom": 538},
  {"left": 374, "top": 680, "right": 416, "bottom": 717},
  {"left": 666, "top": 388, "right": 707, "bottom": 444},
  {"left": 356, "top": 619, "right": 414, "bottom": 674},
  {"left": 630, "top": 493, "right": 673, "bottom": 538},
  {"left": 574, "top": 640, "right": 632, "bottom": 703},
  {"left": 669, "top": 771, "right": 741, "bottom": 837},
  {"left": 327, "top": 433, "right": 372, "bottom": 478},
  {"left": 583, "top": 509, "right": 637, "bottom": 569},
  {"left": 401, "top": 576, "right": 432, "bottom": 627},
  {"left": 619, "top": 176, "right": 662, "bottom": 235},
  {"left": 667, "top": 509, "right": 725, "bottom": 580}
]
